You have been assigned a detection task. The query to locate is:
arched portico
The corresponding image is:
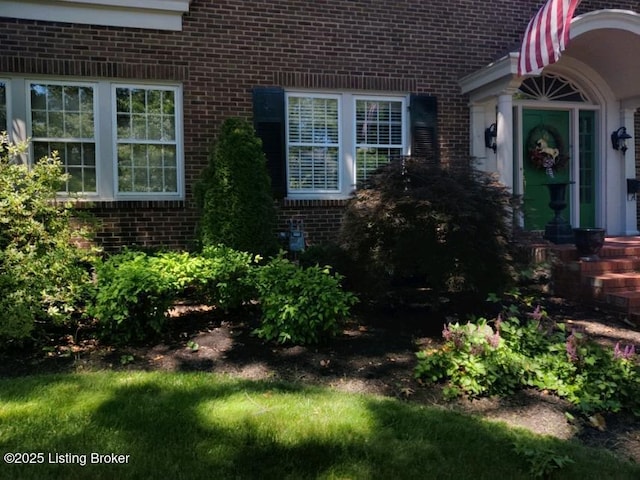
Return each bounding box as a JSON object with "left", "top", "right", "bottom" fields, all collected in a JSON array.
[{"left": 460, "top": 9, "right": 640, "bottom": 237}]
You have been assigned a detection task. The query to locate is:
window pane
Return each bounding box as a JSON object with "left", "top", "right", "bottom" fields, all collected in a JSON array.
[
  {"left": 287, "top": 95, "right": 339, "bottom": 192},
  {"left": 115, "top": 86, "right": 178, "bottom": 194},
  {"left": 30, "top": 83, "right": 97, "bottom": 194},
  {"left": 355, "top": 99, "right": 404, "bottom": 183},
  {"left": 64, "top": 86, "right": 80, "bottom": 111},
  {"left": 117, "top": 114, "right": 131, "bottom": 139}
]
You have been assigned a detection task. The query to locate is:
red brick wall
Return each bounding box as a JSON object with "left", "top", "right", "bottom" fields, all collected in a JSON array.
[
  {"left": 276, "top": 199, "right": 348, "bottom": 247},
  {"left": 1, "top": 0, "right": 637, "bottom": 249}
]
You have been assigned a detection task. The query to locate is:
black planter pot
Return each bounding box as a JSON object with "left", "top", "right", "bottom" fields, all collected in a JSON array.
[
  {"left": 543, "top": 182, "right": 574, "bottom": 244},
  {"left": 573, "top": 228, "right": 606, "bottom": 260}
]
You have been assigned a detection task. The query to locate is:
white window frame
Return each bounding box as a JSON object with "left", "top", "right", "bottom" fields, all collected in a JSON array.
[
  {"left": 353, "top": 95, "right": 407, "bottom": 184},
  {"left": 285, "top": 92, "right": 342, "bottom": 196},
  {"left": 27, "top": 79, "right": 100, "bottom": 196},
  {"left": 285, "top": 90, "right": 409, "bottom": 200},
  {"left": 13, "top": 76, "right": 184, "bottom": 201},
  {"left": 0, "top": 79, "right": 9, "bottom": 134},
  {"left": 111, "top": 83, "right": 184, "bottom": 199}
]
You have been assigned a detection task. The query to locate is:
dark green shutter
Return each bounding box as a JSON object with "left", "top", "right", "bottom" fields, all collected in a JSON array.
[
  {"left": 409, "top": 94, "right": 438, "bottom": 163},
  {"left": 252, "top": 87, "right": 287, "bottom": 198}
]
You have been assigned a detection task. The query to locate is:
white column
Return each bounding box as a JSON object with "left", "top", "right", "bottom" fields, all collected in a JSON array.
[
  {"left": 469, "top": 103, "right": 497, "bottom": 172},
  {"left": 496, "top": 94, "right": 514, "bottom": 191},
  {"left": 622, "top": 108, "right": 638, "bottom": 235}
]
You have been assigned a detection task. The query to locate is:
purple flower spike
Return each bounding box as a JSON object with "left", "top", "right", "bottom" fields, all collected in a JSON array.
[
  {"left": 614, "top": 342, "right": 636, "bottom": 360},
  {"left": 529, "top": 305, "right": 544, "bottom": 322},
  {"left": 566, "top": 332, "right": 579, "bottom": 363}
]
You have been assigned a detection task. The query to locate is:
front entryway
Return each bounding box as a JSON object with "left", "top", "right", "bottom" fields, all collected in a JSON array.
[
  {"left": 522, "top": 109, "right": 571, "bottom": 231},
  {"left": 522, "top": 108, "right": 597, "bottom": 231}
]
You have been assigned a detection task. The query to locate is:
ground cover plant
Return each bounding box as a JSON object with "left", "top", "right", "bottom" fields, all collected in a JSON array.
[
  {"left": 415, "top": 297, "right": 640, "bottom": 418},
  {"left": 1, "top": 371, "right": 638, "bottom": 480}
]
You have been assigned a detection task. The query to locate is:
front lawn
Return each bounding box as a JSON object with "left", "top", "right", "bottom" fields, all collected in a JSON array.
[{"left": 0, "top": 371, "right": 638, "bottom": 479}]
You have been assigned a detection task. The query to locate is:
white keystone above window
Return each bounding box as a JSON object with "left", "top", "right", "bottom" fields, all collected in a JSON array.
[{"left": 0, "top": 0, "right": 192, "bottom": 31}]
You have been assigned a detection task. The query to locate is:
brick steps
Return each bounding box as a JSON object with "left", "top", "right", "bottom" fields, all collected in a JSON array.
[{"left": 550, "top": 237, "right": 640, "bottom": 324}]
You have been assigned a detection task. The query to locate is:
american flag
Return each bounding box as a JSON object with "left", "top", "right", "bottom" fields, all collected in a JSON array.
[{"left": 518, "top": 0, "right": 581, "bottom": 76}]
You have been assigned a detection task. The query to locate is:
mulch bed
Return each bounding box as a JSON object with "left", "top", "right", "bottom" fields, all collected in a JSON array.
[{"left": 2, "top": 296, "right": 640, "bottom": 465}]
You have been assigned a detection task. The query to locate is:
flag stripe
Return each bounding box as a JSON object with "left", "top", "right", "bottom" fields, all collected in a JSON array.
[{"left": 518, "top": 0, "right": 581, "bottom": 76}]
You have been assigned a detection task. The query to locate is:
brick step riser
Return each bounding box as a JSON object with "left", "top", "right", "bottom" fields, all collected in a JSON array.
[
  {"left": 551, "top": 249, "right": 640, "bottom": 263},
  {"left": 554, "top": 262, "right": 640, "bottom": 276},
  {"left": 553, "top": 256, "right": 640, "bottom": 315},
  {"left": 534, "top": 238, "right": 640, "bottom": 319},
  {"left": 584, "top": 277, "right": 640, "bottom": 291},
  {"left": 605, "top": 295, "right": 640, "bottom": 312}
]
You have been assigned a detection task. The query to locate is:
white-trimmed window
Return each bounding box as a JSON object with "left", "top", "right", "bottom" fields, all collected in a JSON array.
[
  {"left": 115, "top": 85, "right": 179, "bottom": 195},
  {"left": 355, "top": 98, "right": 404, "bottom": 182},
  {"left": 287, "top": 94, "right": 341, "bottom": 193},
  {"left": 29, "top": 81, "right": 97, "bottom": 194},
  {"left": 15, "top": 78, "right": 184, "bottom": 201},
  {"left": 285, "top": 92, "right": 408, "bottom": 198}
]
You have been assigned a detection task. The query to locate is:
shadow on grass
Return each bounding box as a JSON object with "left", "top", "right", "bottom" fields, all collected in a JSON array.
[{"left": 1, "top": 372, "right": 639, "bottom": 480}]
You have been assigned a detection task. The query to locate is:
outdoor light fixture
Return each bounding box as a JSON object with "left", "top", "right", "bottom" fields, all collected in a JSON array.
[
  {"left": 484, "top": 123, "right": 497, "bottom": 153},
  {"left": 611, "top": 126, "right": 632, "bottom": 154}
]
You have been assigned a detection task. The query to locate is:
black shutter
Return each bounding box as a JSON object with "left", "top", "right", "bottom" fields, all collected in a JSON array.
[
  {"left": 252, "top": 87, "right": 287, "bottom": 199},
  {"left": 409, "top": 94, "right": 438, "bottom": 163}
]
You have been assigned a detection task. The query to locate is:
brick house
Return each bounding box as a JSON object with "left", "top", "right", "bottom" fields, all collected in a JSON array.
[{"left": 0, "top": 1, "right": 638, "bottom": 250}]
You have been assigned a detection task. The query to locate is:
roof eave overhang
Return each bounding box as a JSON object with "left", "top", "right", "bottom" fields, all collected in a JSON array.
[{"left": 459, "top": 52, "right": 522, "bottom": 103}]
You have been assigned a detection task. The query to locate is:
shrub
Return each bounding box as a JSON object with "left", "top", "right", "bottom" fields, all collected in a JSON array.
[
  {"left": 415, "top": 303, "right": 640, "bottom": 416},
  {"left": 91, "top": 246, "right": 258, "bottom": 343},
  {"left": 0, "top": 134, "right": 96, "bottom": 341},
  {"left": 195, "top": 118, "right": 278, "bottom": 256},
  {"left": 91, "top": 251, "right": 175, "bottom": 343},
  {"left": 157, "top": 245, "right": 257, "bottom": 310},
  {"left": 339, "top": 158, "right": 514, "bottom": 302},
  {"left": 298, "top": 242, "right": 357, "bottom": 289},
  {"left": 252, "top": 255, "right": 358, "bottom": 345}
]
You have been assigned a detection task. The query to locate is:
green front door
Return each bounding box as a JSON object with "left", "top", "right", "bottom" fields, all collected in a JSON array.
[{"left": 522, "top": 109, "right": 571, "bottom": 230}]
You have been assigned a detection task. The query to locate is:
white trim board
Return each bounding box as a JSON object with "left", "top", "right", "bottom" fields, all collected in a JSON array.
[{"left": 0, "top": 0, "right": 191, "bottom": 31}]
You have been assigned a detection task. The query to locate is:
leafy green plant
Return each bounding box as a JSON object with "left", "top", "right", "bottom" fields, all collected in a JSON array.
[
  {"left": 513, "top": 439, "right": 574, "bottom": 479},
  {"left": 153, "top": 245, "right": 256, "bottom": 310},
  {"left": 0, "top": 133, "right": 96, "bottom": 341},
  {"left": 119, "top": 354, "right": 135, "bottom": 365},
  {"left": 91, "top": 251, "right": 175, "bottom": 343},
  {"left": 91, "top": 246, "right": 258, "bottom": 344},
  {"left": 251, "top": 255, "right": 358, "bottom": 344},
  {"left": 194, "top": 118, "right": 278, "bottom": 256},
  {"left": 415, "top": 301, "right": 640, "bottom": 416}
]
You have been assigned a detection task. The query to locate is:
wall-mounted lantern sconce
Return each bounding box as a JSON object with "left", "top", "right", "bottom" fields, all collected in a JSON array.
[
  {"left": 484, "top": 123, "right": 497, "bottom": 153},
  {"left": 611, "top": 126, "right": 632, "bottom": 154}
]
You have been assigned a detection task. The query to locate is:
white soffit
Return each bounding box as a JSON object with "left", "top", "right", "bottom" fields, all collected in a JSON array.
[{"left": 0, "top": 0, "right": 192, "bottom": 31}]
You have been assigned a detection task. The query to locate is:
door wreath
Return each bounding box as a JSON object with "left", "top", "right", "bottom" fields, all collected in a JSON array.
[{"left": 526, "top": 125, "right": 568, "bottom": 178}]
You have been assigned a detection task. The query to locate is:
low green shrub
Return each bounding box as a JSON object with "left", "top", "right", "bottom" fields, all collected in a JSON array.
[
  {"left": 91, "top": 246, "right": 258, "bottom": 343},
  {"left": 251, "top": 256, "right": 358, "bottom": 345},
  {"left": 153, "top": 246, "right": 256, "bottom": 310},
  {"left": 91, "top": 251, "right": 175, "bottom": 343},
  {"left": 92, "top": 245, "right": 357, "bottom": 346},
  {"left": 415, "top": 303, "right": 640, "bottom": 416}
]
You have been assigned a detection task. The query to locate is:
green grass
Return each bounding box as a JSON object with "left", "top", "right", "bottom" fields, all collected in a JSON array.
[{"left": 0, "top": 371, "right": 637, "bottom": 479}]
